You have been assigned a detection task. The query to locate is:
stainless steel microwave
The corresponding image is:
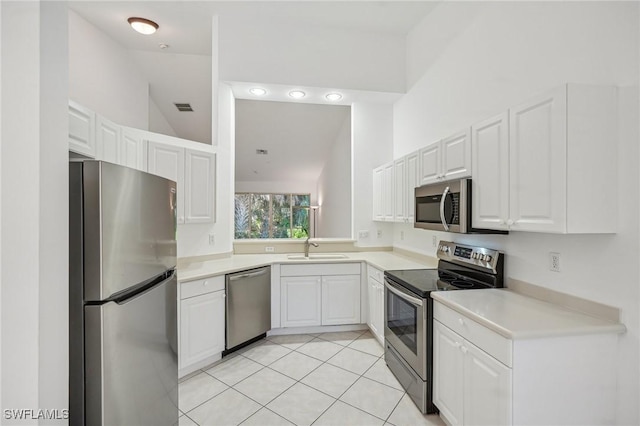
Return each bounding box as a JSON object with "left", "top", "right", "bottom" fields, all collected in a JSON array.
[{"left": 414, "top": 178, "right": 507, "bottom": 234}]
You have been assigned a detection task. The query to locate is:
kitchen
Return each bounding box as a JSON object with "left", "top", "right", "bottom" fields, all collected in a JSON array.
[{"left": 1, "top": 1, "right": 638, "bottom": 426}]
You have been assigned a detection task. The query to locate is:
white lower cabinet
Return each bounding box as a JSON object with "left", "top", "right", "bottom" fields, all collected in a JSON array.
[
  {"left": 179, "top": 276, "right": 225, "bottom": 374},
  {"left": 321, "top": 275, "right": 360, "bottom": 325},
  {"left": 434, "top": 320, "right": 511, "bottom": 426},
  {"left": 433, "top": 300, "right": 619, "bottom": 425},
  {"left": 280, "top": 263, "right": 361, "bottom": 328},
  {"left": 280, "top": 276, "right": 322, "bottom": 327},
  {"left": 367, "top": 266, "right": 384, "bottom": 344}
]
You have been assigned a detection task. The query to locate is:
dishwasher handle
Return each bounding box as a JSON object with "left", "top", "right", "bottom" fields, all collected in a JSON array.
[{"left": 229, "top": 268, "right": 269, "bottom": 281}]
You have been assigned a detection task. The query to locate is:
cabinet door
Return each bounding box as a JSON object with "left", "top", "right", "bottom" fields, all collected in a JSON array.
[
  {"left": 393, "top": 158, "right": 406, "bottom": 222},
  {"left": 406, "top": 151, "right": 419, "bottom": 223},
  {"left": 185, "top": 149, "right": 216, "bottom": 224},
  {"left": 281, "top": 276, "right": 321, "bottom": 327},
  {"left": 418, "top": 142, "right": 441, "bottom": 185},
  {"left": 120, "top": 128, "right": 146, "bottom": 171},
  {"left": 96, "top": 115, "right": 121, "bottom": 164},
  {"left": 148, "top": 141, "right": 185, "bottom": 223},
  {"left": 367, "top": 278, "right": 378, "bottom": 334},
  {"left": 382, "top": 162, "right": 394, "bottom": 221},
  {"left": 68, "top": 101, "right": 96, "bottom": 157},
  {"left": 179, "top": 290, "right": 225, "bottom": 369},
  {"left": 471, "top": 113, "right": 510, "bottom": 231},
  {"left": 442, "top": 128, "right": 471, "bottom": 180},
  {"left": 509, "top": 86, "right": 567, "bottom": 233},
  {"left": 372, "top": 167, "right": 384, "bottom": 221},
  {"left": 433, "top": 321, "right": 464, "bottom": 426},
  {"left": 463, "top": 341, "right": 512, "bottom": 426},
  {"left": 322, "top": 275, "right": 361, "bottom": 326}
]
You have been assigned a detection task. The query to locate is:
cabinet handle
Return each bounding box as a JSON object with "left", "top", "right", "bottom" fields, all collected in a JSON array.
[
  {"left": 460, "top": 346, "right": 468, "bottom": 354},
  {"left": 458, "top": 318, "right": 465, "bottom": 326},
  {"left": 507, "top": 219, "right": 514, "bottom": 226},
  {"left": 179, "top": 216, "right": 185, "bottom": 222},
  {"left": 203, "top": 281, "right": 208, "bottom": 286}
]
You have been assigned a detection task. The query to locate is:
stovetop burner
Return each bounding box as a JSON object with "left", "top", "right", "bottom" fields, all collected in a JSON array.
[{"left": 384, "top": 241, "right": 503, "bottom": 298}]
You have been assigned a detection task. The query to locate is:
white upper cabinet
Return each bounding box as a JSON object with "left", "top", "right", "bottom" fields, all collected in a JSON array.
[
  {"left": 406, "top": 151, "right": 419, "bottom": 223},
  {"left": 96, "top": 115, "right": 121, "bottom": 164},
  {"left": 148, "top": 141, "right": 186, "bottom": 223},
  {"left": 382, "top": 162, "right": 394, "bottom": 221},
  {"left": 391, "top": 151, "right": 420, "bottom": 223},
  {"left": 441, "top": 128, "right": 472, "bottom": 181},
  {"left": 472, "top": 84, "right": 617, "bottom": 233},
  {"left": 419, "top": 128, "right": 471, "bottom": 186},
  {"left": 373, "top": 161, "right": 394, "bottom": 222},
  {"left": 68, "top": 100, "right": 96, "bottom": 157},
  {"left": 120, "top": 127, "right": 146, "bottom": 171},
  {"left": 471, "top": 113, "right": 510, "bottom": 230},
  {"left": 418, "top": 142, "right": 441, "bottom": 185},
  {"left": 185, "top": 149, "right": 216, "bottom": 224},
  {"left": 147, "top": 140, "right": 216, "bottom": 225},
  {"left": 393, "top": 157, "right": 406, "bottom": 222}
]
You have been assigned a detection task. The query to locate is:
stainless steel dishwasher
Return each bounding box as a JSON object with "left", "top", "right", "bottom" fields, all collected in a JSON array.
[{"left": 225, "top": 266, "right": 271, "bottom": 353}]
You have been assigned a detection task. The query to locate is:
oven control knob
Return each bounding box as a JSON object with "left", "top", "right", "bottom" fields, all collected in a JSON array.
[{"left": 485, "top": 255, "right": 492, "bottom": 262}]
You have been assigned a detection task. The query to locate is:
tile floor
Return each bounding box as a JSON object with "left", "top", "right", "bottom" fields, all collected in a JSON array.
[{"left": 178, "top": 329, "right": 445, "bottom": 426}]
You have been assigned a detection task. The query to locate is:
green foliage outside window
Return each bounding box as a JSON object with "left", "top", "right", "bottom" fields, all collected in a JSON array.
[{"left": 235, "top": 193, "right": 310, "bottom": 239}]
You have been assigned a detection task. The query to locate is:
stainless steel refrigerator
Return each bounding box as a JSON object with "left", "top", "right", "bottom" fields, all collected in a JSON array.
[{"left": 69, "top": 160, "right": 178, "bottom": 426}]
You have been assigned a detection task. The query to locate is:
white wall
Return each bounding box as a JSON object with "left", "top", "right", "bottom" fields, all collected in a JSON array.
[
  {"left": 68, "top": 9, "right": 149, "bottom": 130},
  {"left": 317, "top": 114, "right": 351, "bottom": 238},
  {"left": 1, "top": 1, "right": 68, "bottom": 422},
  {"left": 393, "top": 2, "right": 639, "bottom": 424},
  {"left": 149, "top": 97, "right": 178, "bottom": 137},
  {"left": 352, "top": 102, "right": 395, "bottom": 247},
  {"left": 218, "top": 15, "right": 405, "bottom": 93}
]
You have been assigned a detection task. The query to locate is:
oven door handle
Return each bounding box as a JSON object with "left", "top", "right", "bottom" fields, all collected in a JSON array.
[
  {"left": 385, "top": 282, "right": 423, "bottom": 307},
  {"left": 439, "top": 186, "right": 450, "bottom": 232}
]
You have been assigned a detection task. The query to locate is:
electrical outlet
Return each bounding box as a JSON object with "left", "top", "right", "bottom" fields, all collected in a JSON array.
[
  {"left": 265, "top": 246, "right": 275, "bottom": 253},
  {"left": 400, "top": 231, "right": 404, "bottom": 240},
  {"left": 549, "top": 252, "right": 560, "bottom": 272},
  {"left": 377, "top": 229, "right": 383, "bottom": 238},
  {"left": 358, "top": 230, "right": 369, "bottom": 239},
  {"left": 208, "top": 234, "right": 215, "bottom": 245},
  {"left": 432, "top": 236, "right": 437, "bottom": 248}
]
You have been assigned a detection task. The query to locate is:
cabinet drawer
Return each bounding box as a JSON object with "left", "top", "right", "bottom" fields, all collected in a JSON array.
[
  {"left": 367, "top": 266, "right": 383, "bottom": 283},
  {"left": 280, "top": 263, "right": 361, "bottom": 277},
  {"left": 181, "top": 275, "right": 225, "bottom": 299},
  {"left": 434, "top": 301, "right": 512, "bottom": 367}
]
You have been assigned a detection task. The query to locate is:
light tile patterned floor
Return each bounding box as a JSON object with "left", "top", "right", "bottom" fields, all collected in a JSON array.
[{"left": 178, "top": 330, "right": 445, "bottom": 426}]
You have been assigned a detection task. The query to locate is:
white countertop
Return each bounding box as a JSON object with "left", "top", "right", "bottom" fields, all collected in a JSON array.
[
  {"left": 432, "top": 289, "right": 626, "bottom": 339},
  {"left": 178, "top": 251, "right": 438, "bottom": 282}
]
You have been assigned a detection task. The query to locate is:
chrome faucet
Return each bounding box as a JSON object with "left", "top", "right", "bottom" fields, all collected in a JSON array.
[{"left": 304, "top": 236, "right": 319, "bottom": 258}]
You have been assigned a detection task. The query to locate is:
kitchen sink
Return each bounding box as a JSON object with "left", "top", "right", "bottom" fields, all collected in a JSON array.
[{"left": 286, "top": 254, "right": 349, "bottom": 260}]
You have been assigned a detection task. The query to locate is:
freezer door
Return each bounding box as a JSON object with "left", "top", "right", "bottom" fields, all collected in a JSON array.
[
  {"left": 84, "top": 273, "right": 178, "bottom": 426},
  {"left": 83, "top": 161, "right": 177, "bottom": 300}
]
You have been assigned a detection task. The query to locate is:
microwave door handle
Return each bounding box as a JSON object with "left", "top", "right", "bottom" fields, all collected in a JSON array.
[{"left": 440, "top": 186, "right": 450, "bottom": 231}]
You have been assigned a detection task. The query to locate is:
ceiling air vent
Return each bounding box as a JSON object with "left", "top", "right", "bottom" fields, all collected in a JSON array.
[
  {"left": 256, "top": 149, "right": 268, "bottom": 155},
  {"left": 174, "top": 103, "right": 193, "bottom": 112}
]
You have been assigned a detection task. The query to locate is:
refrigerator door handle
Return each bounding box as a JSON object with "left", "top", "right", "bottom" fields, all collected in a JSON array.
[{"left": 108, "top": 269, "right": 176, "bottom": 305}]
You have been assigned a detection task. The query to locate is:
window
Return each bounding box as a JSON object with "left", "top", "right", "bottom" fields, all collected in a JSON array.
[{"left": 234, "top": 193, "right": 310, "bottom": 239}]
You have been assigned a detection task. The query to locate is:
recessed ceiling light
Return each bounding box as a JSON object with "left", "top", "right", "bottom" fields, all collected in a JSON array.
[
  {"left": 249, "top": 88, "right": 267, "bottom": 96},
  {"left": 288, "top": 90, "right": 306, "bottom": 99},
  {"left": 127, "top": 17, "right": 159, "bottom": 35},
  {"left": 325, "top": 92, "right": 343, "bottom": 101},
  {"left": 159, "top": 43, "right": 169, "bottom": 50}
]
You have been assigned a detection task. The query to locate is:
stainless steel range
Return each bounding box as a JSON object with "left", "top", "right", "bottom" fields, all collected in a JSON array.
[{"left": 383, "top": 241, "right": 504, "bottom": 414}]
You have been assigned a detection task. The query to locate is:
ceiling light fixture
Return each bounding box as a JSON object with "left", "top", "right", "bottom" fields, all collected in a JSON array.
[
  {"left": 127, "top": 17, "right": 159, "bottom": 35},
  {"left": 249, "top": 88, "right": 267, "bottom": 96},
  {"left": 159, "top": 43, "right": 169, "bottom": 50},
  {"left": 325, "top": 92, "right": 343, "bottom": 102},
  {"left": 288, "top": 90, "right": 306, "bottom": 99}
]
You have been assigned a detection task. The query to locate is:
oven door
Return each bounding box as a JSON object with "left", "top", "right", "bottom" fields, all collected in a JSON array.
[{"left": 384, "top": 278, "right": 427, "bottom": 380}]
